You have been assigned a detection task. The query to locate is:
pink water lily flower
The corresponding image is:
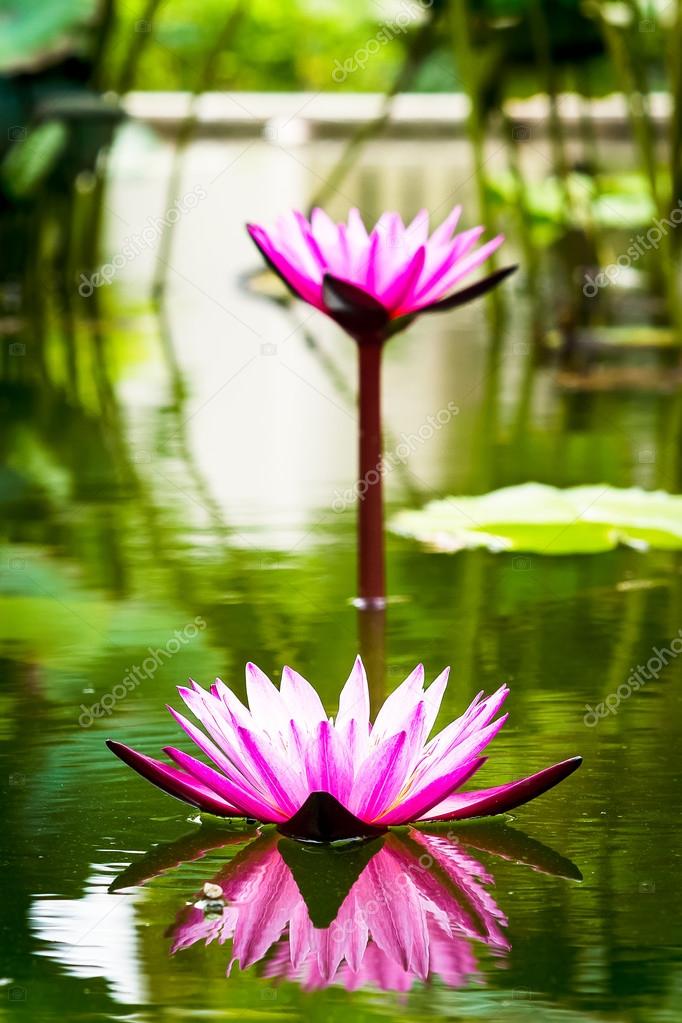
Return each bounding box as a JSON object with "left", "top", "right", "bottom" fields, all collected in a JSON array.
[
  {"left": 107, "top": 657, "right": 581, "bottom": 841},
  {"left": 247, "top": 207, "right": 515, "bottom": 342}
]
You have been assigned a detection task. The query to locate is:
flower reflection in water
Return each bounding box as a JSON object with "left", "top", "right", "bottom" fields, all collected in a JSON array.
[{"left": 162, "top": 827, "right": 579, "bottom": 993}]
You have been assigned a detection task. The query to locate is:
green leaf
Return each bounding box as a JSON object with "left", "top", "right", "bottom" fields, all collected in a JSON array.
[
  {"left": 0, "top": 119, "right": 68, "bottom": 198},
  {"left": 0, "top": 0, "right": 99, "bottom": 72},
  {"left": 391, "top": 483, "right": 682, "bottom": 555}
]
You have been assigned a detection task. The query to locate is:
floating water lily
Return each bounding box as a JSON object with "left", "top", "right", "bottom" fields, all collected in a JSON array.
[
  {"left": 247, "top": 208, "right": 516, "bottom": 604},
  {"left": 107, "top": 656, "right": 580, "bottom": 841}
]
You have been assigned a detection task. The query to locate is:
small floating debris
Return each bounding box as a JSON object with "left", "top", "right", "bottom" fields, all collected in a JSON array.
[
  {"left": 194, "top": 882, "right": 225, "bottom": 919},
  {"left": 202, "top": 882, "right": 223, "bottom": 900}
]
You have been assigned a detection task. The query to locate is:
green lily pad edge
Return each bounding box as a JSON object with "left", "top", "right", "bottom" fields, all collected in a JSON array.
[{"left": 390, "top": 483, "right": 682, "bottom": 556}]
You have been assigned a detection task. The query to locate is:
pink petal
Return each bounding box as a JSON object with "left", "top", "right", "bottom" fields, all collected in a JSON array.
[
  {"left": 179, "top": 680, "right": 248, "bottom": 737},
  {"left": 347, "top": 206, "right": 368, "bottom": 244},
  {"left": 275, "top": 211, "right": 324, "bottom": 280},
  {"left": 413, "top": 226, "right": 485, "bottom": 303},
  {"left": 234, "top": 724, "right": 307, "bottom": 815},
  {"left": 416, "top": 234, "right": 505, "bottom": 309},
  {"left": 166, "top": 704, "right": 248, "bottom": 785},
  {"left": 336, "top": 656, "right": 370, "bottom": 736},
  {"left": 177, "top": 685, "right": 262, "bottom": 789},
  {"left": 382, "top": 245, "right": 426, "bottom": 315},
  {"left": 352, "top": 701, "right": 431, "bottom": 820},
  {"left": 303, "top": 719, "right": 353, "bottom": 803},
  {"left": 106, "top": 739, "right": 241, "bottom": 816},
  {"left": 345, "top": 208, "right": 370, "bottom": 278},
  {"left": 425, "top": 684, "right": 508, "bottom": 760},
  {"left": 405, "top": 207, "right": 429, "bottom": 244},
  {"left": 376, "top": 757, "right": 487, "bottom": 825},
  {"left": 371, "top": 663, "right": 424, "bottom": 744},
  {"left": 349, "top": 730, "right": 407, "bottom": 819},
  {"left": 361, "top": 229, "right": 381, "bottom": 294},
  {"left": 343, "top": 716, "right": 370, "bottom": 774},
  {"left": 419, "top": 756, "right": 583, "bottom": 821},
  {"left": 244, "top": 662, "right": 292, "bottom": 739},
  {"left": 164, "top": 745, "right": 287, "bottom": 822},
  {"left": 422, "top": 666, "right": 450, "bottom": 739},
  {"left": 280, "top": 666, "right": 327, "bottom": 732},
  {"left": 210, "top": 679, "right": 252, "bottom": 729},
  {"left": 372, "top": 213, "right": 414, "bottom": 292},
  {"left": 310, "top": 207, "right": 350, "bottom": 276},
  {"left": 410, "top": 713, "right": 509, "bottom": 794},
  {"left": 247, "top": 223, "right": 323, "bottom": 308},
  {"left": 428, "top": 205, "right": 463, "bottom": 246}
]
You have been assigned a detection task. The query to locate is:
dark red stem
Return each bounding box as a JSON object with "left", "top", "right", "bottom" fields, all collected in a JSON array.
[{"left": 357, "top": 339, "right": 385, "bottom": 607}]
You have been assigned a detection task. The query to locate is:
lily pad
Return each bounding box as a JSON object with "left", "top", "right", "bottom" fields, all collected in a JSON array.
[
  {"left": 0, "top": 0, "right": 98, "bottom": 73},
  {"left": 391, "top": 483, "right": 682, "bottom": 555}
]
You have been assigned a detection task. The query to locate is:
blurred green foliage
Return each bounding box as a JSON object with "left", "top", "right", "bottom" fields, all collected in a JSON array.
[
  {"left": 0, "top": 0, "right": 99, "bottom": 73},
  {"left": 103, "top": 0, "right": 401, "bottom": 92}
]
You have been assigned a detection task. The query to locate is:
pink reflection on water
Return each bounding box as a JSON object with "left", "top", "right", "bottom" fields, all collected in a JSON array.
[{"left": 169, "top": 828, "right": 510, "bottom": 992}]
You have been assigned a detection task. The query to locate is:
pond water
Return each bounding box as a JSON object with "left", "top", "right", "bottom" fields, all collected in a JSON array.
[{"left": 1, "top": 128, "right": 681, "bottom": 1022}]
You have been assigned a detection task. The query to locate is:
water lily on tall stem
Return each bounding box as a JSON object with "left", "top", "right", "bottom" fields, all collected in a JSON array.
[
  {"left": 107, "top": 656, "right": 580, "bottom": 842},
  {"left": 247, "top": 207, "right": 516, "bottom": 605}
]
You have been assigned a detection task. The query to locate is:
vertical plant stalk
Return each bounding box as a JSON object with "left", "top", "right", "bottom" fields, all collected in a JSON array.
[
  {"left": 597, "top": 6, "right": 682, "bottom": 343},
  {"left": 668, "top": 0, "right": 682, "bottom": 254},
  {"left": 153, "top": 2, "right": 244, "bottom": 301},
  {"left": 527, "top": 0, "right": 572, "bottom": 213},
  {"left": 117, "top": 0, "right": 167, "bottom": 95},
  {"left": 446, "top": 0, "right": 505, "bottom": 351},
  {"left": 357, "top": 340, "right": 385, "bottom": 607},
  {"left": 91, "top": 0, "right": 117, "bottom": 90},
  {"left": 358, "top": 604, "right": 386, "bottom": 712},
  {"left": 447, "top": 0, "right": 494, "bottom": 248}
]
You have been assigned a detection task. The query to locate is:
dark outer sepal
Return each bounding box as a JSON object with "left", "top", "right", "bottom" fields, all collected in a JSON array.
[
  {"left": 278, "top": 791, "right": 387, "bottom": 842},
  {"left": 322, "top": 273, "right": 390, "bottom": 340}
]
